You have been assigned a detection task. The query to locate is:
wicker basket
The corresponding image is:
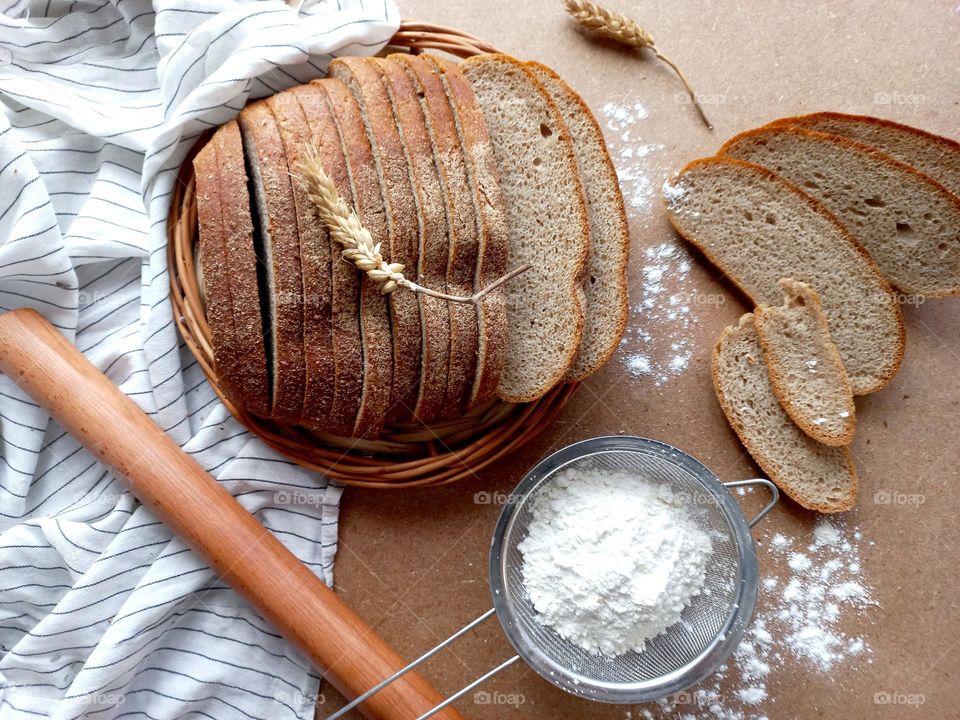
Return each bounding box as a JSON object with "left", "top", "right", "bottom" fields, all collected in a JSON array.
[{"left": 167, "top": 20, "right": 578, "bottom": 488}]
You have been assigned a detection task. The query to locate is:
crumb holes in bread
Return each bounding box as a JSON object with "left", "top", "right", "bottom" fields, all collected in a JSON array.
[
  {"left": 864, "top": 196, "right": 886, "bottom": 208},
  {"left": 532, "top": 157, "right": 543, "bottom": 167},
  {"left": 539, "top": 123, "right": 552, "bottom": 138},
  {"left": 765, "top": 213, "right": 776, "bottom": 225},
  {"left": 895, "top": 222, "right": 917, "bottom": 245},
  {"left": 743, "top": 210, "right": 754, "bottom": 221}
]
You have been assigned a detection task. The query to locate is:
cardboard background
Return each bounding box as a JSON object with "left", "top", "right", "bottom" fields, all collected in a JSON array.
[{"left": 317, "top": 2, "right": 960, "bottom": 717}]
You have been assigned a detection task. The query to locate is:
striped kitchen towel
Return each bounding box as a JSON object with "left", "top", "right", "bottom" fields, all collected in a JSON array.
[{"left": 0, "top": 1, "right": 399, "bottom": 718}]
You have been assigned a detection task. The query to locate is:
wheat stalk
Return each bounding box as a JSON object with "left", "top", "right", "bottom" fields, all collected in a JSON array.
[
  {"left": 298, "top": 149, "right": 530, "bottom": 303},
  {"left": 562, "top": 0, "right": 712, "bottom": 130}
]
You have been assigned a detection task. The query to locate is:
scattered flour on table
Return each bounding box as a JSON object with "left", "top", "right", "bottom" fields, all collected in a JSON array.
[
  {"left": 599, "top": 100, "right": 700, "bottom": 388},
  {"left": 619, "top": 241, "right": 700, "bottom": 386},
  {"left": 518, "top": 467, "right": 712, "bottom": 656},
  {"left": 640, "top": 517, "right": 876, "bottom": 720},
  {"left": 601, "top": 100, "right": 664, "bottom": 214}
]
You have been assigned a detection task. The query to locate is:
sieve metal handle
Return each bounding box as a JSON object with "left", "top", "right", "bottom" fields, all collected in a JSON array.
[
  {"left": 325, "top": 607, "right": 519, "bottom": 720},
  {"left": 723, "top": 478, "right": 779, "bottom": 528}
]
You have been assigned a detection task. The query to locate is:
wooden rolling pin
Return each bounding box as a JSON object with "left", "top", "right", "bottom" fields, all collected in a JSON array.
[{"left": 0, "top": 308, "right": 462, "bottom": 720}]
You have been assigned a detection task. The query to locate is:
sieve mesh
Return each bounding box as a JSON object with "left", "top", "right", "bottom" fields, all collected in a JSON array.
[{"left": 489, "top": 437, "right": 759, "bottom": 703}]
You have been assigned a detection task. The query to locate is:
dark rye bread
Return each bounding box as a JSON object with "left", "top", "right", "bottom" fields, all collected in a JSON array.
[
  {"left": 769, "top": 112, "right": 960, "bottom": 199},
  {"left": 266, "top": 90, "right": 335, "bottom": 430},
  {"left": 395, "top": 56, "right": 480, "bottom": 416},
  {"left": 316, "top": 78, "right": 394, "bottom": 439},
  {"left": 462, "top": 54, "right": 590, "bottom": 403},
  {"left": 375, "top": 57, "right": 452, "bottom": 422},
  {"left": 421, "top": 54, "right": 510, "bottom": 410},
  {"left": 293, "top": 83, "right": 363, "bottom": 437},
  {"left": 375, "top": 59, "right": 464, "bottom": 421},
  {"left": 193, "top": 121, "right": 269, "bottom": 418},
  {"left": 328, "top": 58, "right": 423, "bottom": 422},
  {"left": 719, "top": 126, "right": 960, "bottom": 297},
  {"left": 713, "top": 314, "right": 857, "bottom": 513},
  {"left": 664, "top": 157, "right": 905, "bottom": 395},
  {"left": 237, "top": 101, "right": 305, "bottom": 425},
  {"left": 527, "top": 60, "right": 629, "bottom": 382}
]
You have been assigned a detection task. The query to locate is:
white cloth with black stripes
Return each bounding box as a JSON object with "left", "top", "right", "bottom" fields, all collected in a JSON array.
[{"left": 0, "top": 1, "right": 399, "bottom": 718}]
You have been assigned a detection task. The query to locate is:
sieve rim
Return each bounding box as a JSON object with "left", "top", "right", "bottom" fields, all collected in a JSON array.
[{"left": 488, "top": 436, "right": 759, "bottom": 704}]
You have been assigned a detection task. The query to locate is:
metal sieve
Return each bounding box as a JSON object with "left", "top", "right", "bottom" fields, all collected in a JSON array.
[{"left": 327, "top": 436, "right": 778, "bottom": 719}]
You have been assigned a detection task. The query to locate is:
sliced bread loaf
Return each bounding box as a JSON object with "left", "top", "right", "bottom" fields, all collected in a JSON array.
[
  {"left": 527, "top": 60, "right": 630, "bottom": 382},
  {"left": 419, "top": 54, "right": 509, "bottom": 410},
  {"left": 769, "top": 112, "right": 960, "bottom": 199},
  {"left": 237, "top": 101, "right": 305, "bottom": 425},
  {"left": 462, "top": 54, "right": 590, "bottom": 402},
  {"left": 713, "top": 314, "right": 858, "bottom": 513},
  {"left": 664, "top": 157, "right": 904, "bottom": 395},
  {"left": 194, "top": 122, "right": 269, "bottom": 418},
  {"left": 293, "top": 82, "right": 363, "bottom": 437},
  {"left": 316, "top": 78, "right": 395, "bottom": 439},
  {"left": 374, "top": 57, "right": 463, "bottom": 421},
  {"left": 754, "top": 279, "right": 856, "bottom": 446},
  {"left": 719, "top": 126, "right": 960, "bottom": 297},
  {"left": 328, "top": 57, "right": 424, "bottom": 422},
  {"left": 266, "top": 90, "right": 335, "bottom": 430}
]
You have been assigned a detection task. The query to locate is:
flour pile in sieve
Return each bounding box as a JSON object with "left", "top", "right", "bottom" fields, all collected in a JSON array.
[{"left": 518, "top": 467, "right": 712, "bottom": 656}]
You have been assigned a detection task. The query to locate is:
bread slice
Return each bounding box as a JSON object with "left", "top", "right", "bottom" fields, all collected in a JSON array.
[
  {"left": 373, "top": 57, "right": 458, "bottom": 422},
  {"left": 664, "top": 157, "right": 904, "bottom": 395},
  {"left": 462, "top": 54, "right": 590, "bottom": 402},
  {"left": 769, "top": 112, "right": 960, "bottom": 199},
  {"left": 237, "top": 101, "right": 305, "bottom": 425},
  {"left": 193, "top": 121, "right": 270, "bottom": 418},
  {"left": 266, "top": 89, "right": 335, "bottom": 430},
  {"left": 754, "top": 279, "right": 855, "bottom": 446},
  {"left": 526, "top": 60, "right": 630, "bottom": 382},
  {"left": 292, "top": 82, "right": 363, "bottom": 437},
  {"left": 713, "top": 314, "right": 858, "bottom": 513},
  {"left": 719, "top": 126, "right": 960, "bottom": 297},
  {"left": 315, "top": 78, "right": 395, "bottom": 439},
  {"left": 418, "top": 54, "right": 509, "bottom": 410},
  {"left": 328, "top": 58, "right": 423, "bottom": 423}
]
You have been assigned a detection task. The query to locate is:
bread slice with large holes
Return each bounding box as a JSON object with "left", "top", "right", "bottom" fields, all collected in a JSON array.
[
  {"left": 526, "top": 60, "right": 630, "bottom": 382},
  {"left": 316, "top": 78, "right": 395, "bottom": 439},
  {"left": 328, "top": 58, "right": 425, "bottom": 422},
  {"left": 664, "top": 156, "right": 904, "bottom": 395},
  {"left": 754, "top": 279, "right": 856, "bottom": 446},
  {"left": 267, "top": 90, "right": 336, "bottom": 430},
  {"left": 462, "top": 53, "right": 589, "bottom": 402},
  {"left": 193, "top": 120, "right": 271, "bottom": 418},
  {"left": 237, "top": 101, "right": 305, "bottom": 425},
  {"left": 719, "top": 126, "right": 960, "bottom": 297},
  {"left": 713, "top": 314, "right": 858, "bottom": 513},
  {"left": 769, "top": 112, "right": 960, "bottom": 199},
  {"left": 291, "top": 82, "right": 364, "bottom": 437},
  {"left": 418, "top": 53, "right": 510, "bottom": 410}
]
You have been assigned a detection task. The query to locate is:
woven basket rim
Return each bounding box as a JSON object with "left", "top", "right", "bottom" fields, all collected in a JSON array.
[{"left": 167, "top": 20, "right": 579, "bottom": 488}]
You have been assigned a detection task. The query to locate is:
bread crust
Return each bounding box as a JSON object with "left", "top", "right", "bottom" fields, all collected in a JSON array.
[
  {"left": 421, "top": 54, "right": 510, "bottom": 410},
  {"left": 317, "top": 77, "right": 395, "bottom": 440},
  {"left": 328, "top": 58, "right": 420, "bottom": 425},
  {"left": 294, "top": 82, "right": 364, "bottom": 437},
  {"left": 267, "top": 90, "right": 336, "bottom": 430},
  {"left": 768, "top": 111, "right": 960, "bottom": 198},
  {"left": 718, "top": 125, "right": 960, "bottom": 298},
  {"left": 462, "top": 54, "right": 590, "bottom": 403},
  {"left": 754, "top": 279, "right": 856, "bottom": 447},
  {"left": 526, "top": 60, "right": 630, "bottom": 383},
  {"left": 237, "top": 101, "right": 306, "bottom": 424},
  {"left": 711, "top": 314, "right": 858, "bottom": 514},
  {"left": 665, "top": 155, "right": 905, "bottom": 395}
]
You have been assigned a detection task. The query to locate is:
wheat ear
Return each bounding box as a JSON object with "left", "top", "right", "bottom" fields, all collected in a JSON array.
[
  {"left": 297, "top": 149, "right": 529, "bottom": 303},
  {"left": 562, "top": 0, "right": 712, "bottom": 130}
]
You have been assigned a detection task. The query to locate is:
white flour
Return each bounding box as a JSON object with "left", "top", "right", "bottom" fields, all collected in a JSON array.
[
  {"left": 619, "top": 241, "right": 700, "bottom": 386},
  {"left": 518, "top": 468, "right": 712, "bottom": 656},
  {"left": 640, "top": 516, "right": 876, "bottom": 720}
]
